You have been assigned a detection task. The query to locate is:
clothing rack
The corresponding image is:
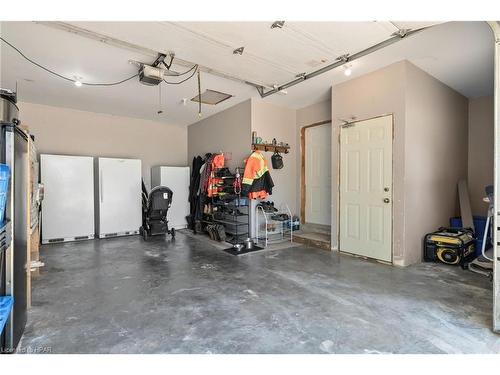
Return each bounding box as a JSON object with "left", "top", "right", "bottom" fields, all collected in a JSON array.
[
  {"left": 202, "top": 166, "right": 250, "bottom": 247},
  {"left": 252, "top": 143, "right": 290, "bottom": 154},
  {"left": 211, "top": 194, "right": 250, "bottom": 246}
]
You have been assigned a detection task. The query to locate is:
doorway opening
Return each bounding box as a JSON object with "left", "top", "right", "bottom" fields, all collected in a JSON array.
[
  {"left": 296, "top": 121, "right": 332, "bottom": 250},
  {"left": 301, "top": 121, "right": 332, "bottom": 226}
]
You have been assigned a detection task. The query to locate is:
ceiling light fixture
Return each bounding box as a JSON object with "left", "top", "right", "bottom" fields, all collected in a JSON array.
[
  {"left": 73, "top": 76, "right": 83, "bottom": 87},
  {"left": 343, "top": 65, "right": 352, "bottom": 77},
  {"left": 271, "top": 21, "right": 285, "bottom": 29}
]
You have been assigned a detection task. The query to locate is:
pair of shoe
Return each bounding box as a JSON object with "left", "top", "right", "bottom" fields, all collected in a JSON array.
[
  {"left": 213, "top": 211, "right": 225, "bottom": 220},
  {"left": 267, "top": 223, "right": 278, "bottom": 232},
  {"left": 258, "top": 201, "right": 278, "bottom": 213},
  {"left": 206, "top": 224, "right": 226, "bottom": 242},
  {"left": 271, "top": 213, "right": 289, "bottom": 221},
  {"left": 222, "top": 207, "right": 242, "bottom": 216},
  {"left": 194, "top": 221, "right": 202, "bottom": 234}
]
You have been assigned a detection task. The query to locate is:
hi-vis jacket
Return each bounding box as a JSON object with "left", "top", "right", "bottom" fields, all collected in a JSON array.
[
  {"left": 207, "top": 153, "right": 225, "bottom": 197},
  {"left": 241, "top": 151, "right": 274, "bottom": 199}
]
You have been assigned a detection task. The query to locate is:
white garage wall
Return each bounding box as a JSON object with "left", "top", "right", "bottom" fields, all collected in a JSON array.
[{"left": 18, "top": 102, "right": 188, "bottom": 189}]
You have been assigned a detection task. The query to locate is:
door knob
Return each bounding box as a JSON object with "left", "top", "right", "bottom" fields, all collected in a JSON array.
[{"left": 383, "top": 198, "right": 390, "bottom": 203}]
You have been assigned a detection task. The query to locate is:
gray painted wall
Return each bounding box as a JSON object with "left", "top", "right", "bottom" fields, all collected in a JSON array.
[
  {"left": 188, "top": 98, "right": 298, "bottom": 215},
  {"left": 18, "top": 102, "right": 188, "bottom": 189},
  {"left": 187, "top": 99, "right": 252, "bottom": 170},
  {"left": 331, "top": 60, "right": 468, "bottom": 266},
  {"left": 331, "top": 61, "right": 407, "bottom": 264},
  {"left": 468, "top": 95, "right": 494, "bottom": 215},
  {"left": 404, "top": 62, "right": 469, "bottom": 265},
  {"left": 251, "top": 99, "right": 297, "bottom": 214}
]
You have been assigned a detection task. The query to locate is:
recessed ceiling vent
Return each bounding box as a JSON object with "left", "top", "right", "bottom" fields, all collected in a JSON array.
[{"left": 191, "top": 89, "right": 233, "bottom": 105}]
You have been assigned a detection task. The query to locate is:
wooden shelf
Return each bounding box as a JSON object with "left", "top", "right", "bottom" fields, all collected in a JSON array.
[{"left": 252, "top": 143, "right": 290, "bottom": 154}]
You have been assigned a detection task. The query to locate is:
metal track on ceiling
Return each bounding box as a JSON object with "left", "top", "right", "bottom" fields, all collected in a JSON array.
[
  {"left": 36, "top": 21, "right": 271, "bottom": 89},
  {"left": 37, "top": 21, "right": 429, "bottom": 99},
  {"left": 255, "top": 26, "right": 427, "bottom": 98}
]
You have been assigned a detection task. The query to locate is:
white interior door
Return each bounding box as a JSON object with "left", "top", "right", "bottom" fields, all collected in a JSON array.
[
  {"left": 98, "top": 158, "right": 142, "bottom": 236},
  {"left": 305, "top": 123, "right": 332, "bottom": 225},
  {"left": 339, "top": 115, "right": 393, "bottom": 262}
]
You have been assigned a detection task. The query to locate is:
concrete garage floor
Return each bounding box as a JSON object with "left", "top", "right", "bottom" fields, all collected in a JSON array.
[{"left": 20, "top": 231, "right": 500, "bottom": 354}]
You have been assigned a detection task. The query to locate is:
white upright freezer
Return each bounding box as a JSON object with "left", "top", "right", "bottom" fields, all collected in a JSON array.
[
  {"left": 95, "top": 157, "right": 142, "bottom": 238},
  {"left": 40, "top": 154, "right": 95, "bottom": 244},
  {"left": 151, "top": 166, "right": 190, "bottom": 230}
]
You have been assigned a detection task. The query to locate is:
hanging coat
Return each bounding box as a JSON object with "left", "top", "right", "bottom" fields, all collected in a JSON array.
[
  {"left": 207, "top": 153, "right": 225, "bottom": 197},
  {"left": 241, "top": 150, "right": 274, "bottom": 199},
  {"left": 187, "top": 155, "right": 204, "bottom": 229}
]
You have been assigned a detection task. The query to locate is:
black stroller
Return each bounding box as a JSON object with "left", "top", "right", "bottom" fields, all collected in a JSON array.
[{"left": 140, "top": 180, "right": 175, "bottom": 240}]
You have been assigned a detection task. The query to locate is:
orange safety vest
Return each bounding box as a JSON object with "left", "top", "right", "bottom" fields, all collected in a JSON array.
[
  {"left": 242, "top": 151, "right": 273, "bottom": 199},
  {"left": 207, "top": 154, "right": 225, "bottom": 197}
]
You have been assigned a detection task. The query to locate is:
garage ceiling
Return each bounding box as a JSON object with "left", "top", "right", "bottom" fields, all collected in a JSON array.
[{"left": 0, "top": 21, "right": 494, "bottom": 126}]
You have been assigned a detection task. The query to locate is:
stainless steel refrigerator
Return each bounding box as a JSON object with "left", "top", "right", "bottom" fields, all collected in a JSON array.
[{"left": 0, "top": 89, "right": 28, "bottom": 353}]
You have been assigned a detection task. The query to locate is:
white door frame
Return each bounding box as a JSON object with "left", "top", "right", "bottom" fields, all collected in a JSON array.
[
  {"left": 300, "top": 120, "right": 332, "bottom": 224},
  {"left": 337, "top": 114, "right": 394, "bottom": 263},
  {"left": 488, "top": 21, "right": 500, "bottom": 333},
  {"left": 303, "top": 122, "right": 332, "bottom": 227}
]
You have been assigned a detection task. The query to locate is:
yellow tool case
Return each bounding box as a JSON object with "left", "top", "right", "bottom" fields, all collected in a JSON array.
[{"left": 423, "top": 227, "right": 475, "bottom": 267}]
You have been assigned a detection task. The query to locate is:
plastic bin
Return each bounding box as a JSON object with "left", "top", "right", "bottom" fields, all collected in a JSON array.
[
  {"left": 450, "top": 216, "right": 488, "bottom": 235},
  {"left": 0, "top": 164, "right": 10, "bottom": 225},
  {"left": 449, "top": 216, "right": 492, "bottom": 256},
  {"left": 0, "top": 296, "right": 13, "bottom": 335}
]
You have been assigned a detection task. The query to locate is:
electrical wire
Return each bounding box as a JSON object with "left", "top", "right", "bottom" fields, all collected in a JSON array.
[
  {"left": 176, "top": 64, "right": 198, "bottom": 76},
  {"left": 162, "top": 65, "right": 198, "bottom": 85},
  {"left": 0, "top": 36, "right": 138, "bottom": 87},
  {"left": 81, "top": 74, "right": 138, "bottom": 87},
  {"left": 161, "top": 61, "right": 197, "bottom": 76}
]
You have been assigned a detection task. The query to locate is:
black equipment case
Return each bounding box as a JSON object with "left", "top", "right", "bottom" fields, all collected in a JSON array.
[{"left": 423, "top": 227, "right": 475, "bottom": 267}]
